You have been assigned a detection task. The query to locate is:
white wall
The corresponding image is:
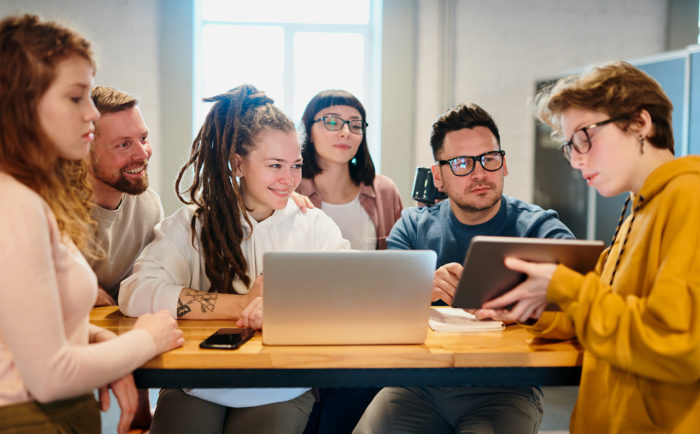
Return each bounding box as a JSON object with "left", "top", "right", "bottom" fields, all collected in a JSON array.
[
  {"left": 413, "top": 0, "right": 448, "bottom": 170},
  {"left": 0, "top": 0, "right": 163, "bottom": 195},
  {"left": 381, "top": 0, "right": 417, "bottom": 204},
  {"left": 411, "top": 0, "right": 668, "bottom": 203}
]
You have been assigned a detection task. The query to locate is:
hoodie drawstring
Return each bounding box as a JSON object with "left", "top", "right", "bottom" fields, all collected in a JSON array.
[{"left": 605, "top": 192, "right": 644, "bottom": 286}]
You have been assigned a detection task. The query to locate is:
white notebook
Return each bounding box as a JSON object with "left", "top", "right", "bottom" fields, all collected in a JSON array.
[{"left": 428, "top": 308, "right": 505, "bottom": 332}]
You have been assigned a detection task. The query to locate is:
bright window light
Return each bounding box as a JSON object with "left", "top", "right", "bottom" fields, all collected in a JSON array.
[
  {"left": 201, "top": 0, "right": 370, "bottom": 24},
  {"left": 293, "top": 32, "right": 366, "bottom": 120},
  {"left": 194, "top": 0, "right": 380, "bottom": 167},
  {"left": 200, "top": 25, "right": 285, "bottom": 104}
]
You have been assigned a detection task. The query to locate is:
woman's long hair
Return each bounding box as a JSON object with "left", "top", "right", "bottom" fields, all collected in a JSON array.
[
  {"left": 176, "top": 84, "right": 295, "bottom": 293},
  {"left": 0, "top": 14, "right": 97, "bottom": 254}
]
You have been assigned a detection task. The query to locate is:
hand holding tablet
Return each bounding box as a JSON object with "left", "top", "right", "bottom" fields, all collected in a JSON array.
[{"left": 451, "top": 236, "right": 605, "bottom": 310}]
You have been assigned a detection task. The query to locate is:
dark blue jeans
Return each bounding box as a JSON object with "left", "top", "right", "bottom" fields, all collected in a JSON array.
[{"left": 303, "top": 387, "right": 380, "bottom": 434}]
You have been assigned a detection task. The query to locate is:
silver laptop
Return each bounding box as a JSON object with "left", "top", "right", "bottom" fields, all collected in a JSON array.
[{"left": 262, "top": 250, "right": 437, "bottom": 345}]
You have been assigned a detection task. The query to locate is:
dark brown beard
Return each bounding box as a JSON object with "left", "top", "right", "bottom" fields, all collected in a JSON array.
[
  {"left": 110, "top": 172, "right": 149, "bottom": 195},
  {"left": 454, "top": 194, "right": 500, "bottom": 214},
  {"left": 90, "top": 152, "right": 150, "bottom": 195}
]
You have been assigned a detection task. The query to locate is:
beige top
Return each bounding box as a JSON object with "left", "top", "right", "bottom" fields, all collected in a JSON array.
[
  {"left": 0, "top": 173, "right": 157, "bottom": 406},
  {"left": 88, "top": 190, "right": 163, "bottom": 298}
]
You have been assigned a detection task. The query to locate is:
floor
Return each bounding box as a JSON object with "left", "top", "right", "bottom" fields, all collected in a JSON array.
[
  {"left": 538, "top": 386, "right": 577, "bottom": 433},
  {"left": 100, "top": 386, "right": 578, "bottom": 433}
]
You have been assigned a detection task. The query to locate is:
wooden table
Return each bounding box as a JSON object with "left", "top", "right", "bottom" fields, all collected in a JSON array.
[{"left": 91, "top": 306, "right": 583, "bottom": 388}]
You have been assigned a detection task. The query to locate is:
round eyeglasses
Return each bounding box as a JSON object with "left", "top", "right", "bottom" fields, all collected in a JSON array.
[
  {"left": 438, "top": 150, "right": 505, "bottom": 176},
  {"left": 313, "top": 115, "right": 367, "bottom": 135},
  {"left": 561, "top": 116, "right": 624, "bottom": 161}
]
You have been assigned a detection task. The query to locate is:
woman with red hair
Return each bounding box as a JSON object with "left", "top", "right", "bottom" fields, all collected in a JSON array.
[{"left": 0, "top": 14, "right": 183, "bottom": 433}]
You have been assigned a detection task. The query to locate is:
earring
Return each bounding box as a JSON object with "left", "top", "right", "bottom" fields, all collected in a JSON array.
[{"left": 639, "top": 136, "right": 645, "bottom": 154}]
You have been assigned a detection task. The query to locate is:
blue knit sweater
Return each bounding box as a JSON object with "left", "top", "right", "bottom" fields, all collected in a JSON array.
[{"left": 388, "top": 195, "right": 574, "bottom": 269}]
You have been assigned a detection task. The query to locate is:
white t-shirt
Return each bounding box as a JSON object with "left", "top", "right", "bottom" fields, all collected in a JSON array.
[{"left": 322, "top": 194, "right": 377, "bottom": 250}]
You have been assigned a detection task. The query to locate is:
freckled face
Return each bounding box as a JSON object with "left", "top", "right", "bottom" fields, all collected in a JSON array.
[
  {"left": 36, "top": 56, "right": 100, "bottom": 160},
  {"left": 561, "top": 107, "right": 641, "bottom": 197}
]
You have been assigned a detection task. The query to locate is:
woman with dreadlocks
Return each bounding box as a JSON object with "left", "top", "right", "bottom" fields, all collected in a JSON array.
[
  {"left": 119, "top": 84, "right": 349, "bottom": 434},
  {"left": 478, "top": 61, "right": 700, "bottom": 433}
]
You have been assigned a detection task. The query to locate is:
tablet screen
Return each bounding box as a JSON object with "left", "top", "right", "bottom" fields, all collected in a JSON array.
[{"left": 451, "top": 236, "right": 605, "bottom": 309}]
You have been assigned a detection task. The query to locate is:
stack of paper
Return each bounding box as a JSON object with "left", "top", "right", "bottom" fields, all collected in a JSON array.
[{"left": 428, "top": 307, "right": 505, "bottom": 332}]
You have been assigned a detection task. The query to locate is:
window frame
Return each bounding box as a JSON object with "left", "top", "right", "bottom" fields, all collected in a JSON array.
[{"left": 193, "top": 0, "right": 383, "bottom": 169}]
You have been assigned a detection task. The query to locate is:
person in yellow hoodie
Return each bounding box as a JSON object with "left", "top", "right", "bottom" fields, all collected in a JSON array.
[{"left": 479, "top": 60, "right": 700, "bottom": 433}]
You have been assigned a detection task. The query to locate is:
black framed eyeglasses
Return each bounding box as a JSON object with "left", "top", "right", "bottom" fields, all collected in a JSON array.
[
  {"left": 313, "top": 115, "right": 367, "bottom": 135},
  {"left": 561, "top": 116, "right": 624, "bottom": 161},
  {"left": 438, "top": 150, "right": 505, "bottom": 177}
]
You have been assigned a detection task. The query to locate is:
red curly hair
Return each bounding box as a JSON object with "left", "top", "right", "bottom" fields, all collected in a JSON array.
[{"left": 0, "top": 14, "right": 97, "bottom": 253}]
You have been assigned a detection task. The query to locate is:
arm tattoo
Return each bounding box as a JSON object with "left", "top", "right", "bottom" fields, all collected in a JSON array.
[
  {"left": 177, "top": 290, "right": 218, "bottom": 318},
  {"left": 177, "top": 298, "right": 191, "bottom": 318}
]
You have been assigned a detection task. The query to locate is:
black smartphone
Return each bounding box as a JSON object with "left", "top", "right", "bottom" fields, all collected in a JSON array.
[{"left": 199, "top": 328, "right": 255, "bottom": 350}]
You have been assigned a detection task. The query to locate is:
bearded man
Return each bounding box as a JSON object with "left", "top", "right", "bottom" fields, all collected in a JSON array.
[
  {"left": 354, "top": 103, "right": 574, "bottom": 434},
  {"left": 87, "top": 86, "right": 163, "bottom": 306}
]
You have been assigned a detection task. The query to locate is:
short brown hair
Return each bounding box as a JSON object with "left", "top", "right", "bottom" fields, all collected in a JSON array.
[
  {"left": 535, "top": 61, "right": 674, "bottom": 153},
  {"left": 430, "top": 103, "right": 501, "bottom": 160},
  {"left": 91, "top": 85, "right": 138, "bottom": 114}
]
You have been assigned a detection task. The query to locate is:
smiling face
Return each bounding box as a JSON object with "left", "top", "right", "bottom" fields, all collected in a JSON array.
[
  {"left": 561, "top": 107, "right": 647, "bottom": 197},
  {"left": 310, "top": 105, "right": 363, "bottom": 168},
  {"left": 36, "top": 56, "right": 100, "bottom": 160},
  {"left": 431, "top": 126, "right": 508, "bottom": 224},
  {"left": 89, "top": 106, "right": 152, "bottom": 196},
  {"left": 235, "top": 129, "right": 302, "bottom": 221}
]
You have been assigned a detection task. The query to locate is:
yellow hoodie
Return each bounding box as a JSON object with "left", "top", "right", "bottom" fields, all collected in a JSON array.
[{"left": 530, "top": 156, "right": 700, "bottom": 433}]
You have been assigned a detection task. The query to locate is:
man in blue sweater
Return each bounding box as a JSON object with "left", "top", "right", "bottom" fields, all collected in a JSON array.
[{"left": 354, "top": 103, "right": 574, "bottom": 434}]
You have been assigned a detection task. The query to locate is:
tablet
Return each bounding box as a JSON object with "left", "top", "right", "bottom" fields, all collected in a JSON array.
[{"left": 451, "top": 236, "right": 606, "bottom": 309}]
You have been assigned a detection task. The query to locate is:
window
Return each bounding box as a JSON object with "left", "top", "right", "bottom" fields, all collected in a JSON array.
[{"left": 194, "top": 0, "right": 382, "bottom": 167}]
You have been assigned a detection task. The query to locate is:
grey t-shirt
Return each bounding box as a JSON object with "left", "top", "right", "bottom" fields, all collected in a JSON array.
[{"left": 89, "top": 190, "right": 163, "bottom": 298}]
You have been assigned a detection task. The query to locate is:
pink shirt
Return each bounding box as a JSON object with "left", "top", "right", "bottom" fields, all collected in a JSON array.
[{"left": 0, "top": 173, "right": 156, "bottom": 406}]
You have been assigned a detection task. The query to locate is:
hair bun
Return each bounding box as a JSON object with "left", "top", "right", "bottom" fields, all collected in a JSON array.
[
  {"left": 202, "top": 84, "right": 274, "bottom": 115},
  {"left": 238, "top": 84, "right": 273, "bottom": 109}
]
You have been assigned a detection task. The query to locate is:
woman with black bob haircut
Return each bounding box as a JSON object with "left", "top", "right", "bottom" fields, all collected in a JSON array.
[
  {"left": 297, "top": 90, "right": 402, "bottom": 433},
  {"left": 298, "top": 89, "right": 402, "bottom": 251},
  {"left": 301, "top": 90, "right": 374, "bottom": 184}
]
